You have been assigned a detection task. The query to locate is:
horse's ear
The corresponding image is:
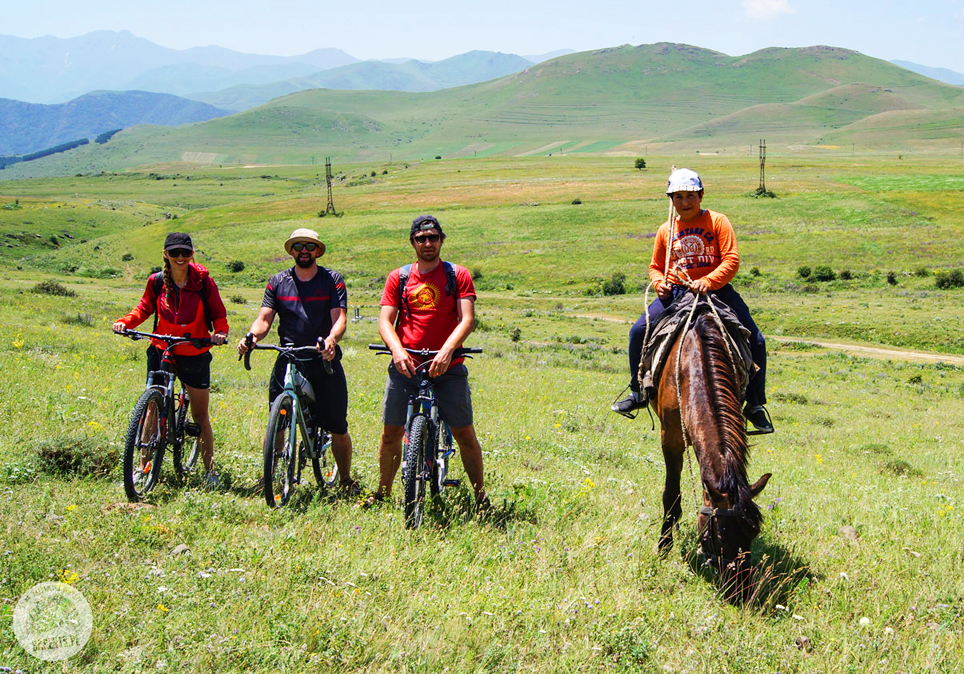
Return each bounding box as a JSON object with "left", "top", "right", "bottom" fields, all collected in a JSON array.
[{"left": 749, "top": 473, "right": 772, "bottom": 498}]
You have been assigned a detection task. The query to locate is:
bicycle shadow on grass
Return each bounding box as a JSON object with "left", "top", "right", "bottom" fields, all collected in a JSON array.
[{"left": 420, "top": 487, "right": 540, "bottom": 532}]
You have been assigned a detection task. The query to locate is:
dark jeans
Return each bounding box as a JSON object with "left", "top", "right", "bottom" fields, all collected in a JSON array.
[{"left": 627, "top": 284, "right": 767, "bottom": 407}]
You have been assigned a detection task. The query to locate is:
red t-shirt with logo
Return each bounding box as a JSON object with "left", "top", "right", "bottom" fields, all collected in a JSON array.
[{"left": 380, "top": 262, "right": 476, "bottom": 368}]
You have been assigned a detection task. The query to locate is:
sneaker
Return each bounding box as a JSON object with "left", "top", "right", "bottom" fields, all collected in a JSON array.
[
  {"left": 745, "top": 406, "right": 774, "bottom": 434},
  {"left": 204, "top": 471, "right": 222, "bottom": 489},
  {"left": 611, "top": 390, "right": 646, "bottom": 417}
]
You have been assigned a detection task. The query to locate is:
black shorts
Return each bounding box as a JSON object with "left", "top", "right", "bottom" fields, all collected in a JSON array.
[
  {"left": 146, "top": 346, "right": 212, "bottom": 390},
  {"left": 269, "top": 350, "right": 349, "bottom": 435}
]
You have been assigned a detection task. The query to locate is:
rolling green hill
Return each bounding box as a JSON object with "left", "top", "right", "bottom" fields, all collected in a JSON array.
[{"left": 4, "top": 43, "right": 962, "bottom": 179}]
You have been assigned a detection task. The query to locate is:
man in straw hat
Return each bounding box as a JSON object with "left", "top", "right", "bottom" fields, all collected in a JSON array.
[
  {"left": 238, "top": 228, "right": 359, "bottom": 491},
  {"left": 611, "top": 168, "right": 773, "bottom": 434}
]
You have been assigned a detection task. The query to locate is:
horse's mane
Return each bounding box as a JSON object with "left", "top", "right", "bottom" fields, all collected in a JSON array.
[{"left": 695, "top": 312, "right": 763, "bottom": 535}]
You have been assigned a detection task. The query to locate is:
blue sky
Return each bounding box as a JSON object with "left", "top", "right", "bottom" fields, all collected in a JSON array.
[{"left": 3, "top": 0, "right": 963, "bottom": 72}]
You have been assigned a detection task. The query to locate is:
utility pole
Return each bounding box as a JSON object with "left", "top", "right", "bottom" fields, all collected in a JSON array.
[
  {"left": 758, "top": 138, "right": 767, "bottom": 193},
  {"left": 324, "top": 157, "right": 336, "bottom": 216}
]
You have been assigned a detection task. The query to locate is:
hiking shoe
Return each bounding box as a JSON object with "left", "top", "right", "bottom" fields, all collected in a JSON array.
[
  {"left": 475, "top": 493, "right": 493, "bottom": 519},
  {"left": 204, "top": 471, "right": 222, "bottom": 489},
  {"left": 339, "top": 478, "right": 362, "bottom": 497},
  {"left": 745, "top": 406, "right": 774, "bottom": 434},
  {"left": 611, "top": 391, "right": 646, "bottom": 417}
]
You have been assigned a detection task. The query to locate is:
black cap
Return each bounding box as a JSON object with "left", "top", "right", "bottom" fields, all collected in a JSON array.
[
  {"left": 164, "top": 232, "right": 193, "bottom": 251},
  {"left": 410, "top": 214, "right": 445, "bottom": 239}
]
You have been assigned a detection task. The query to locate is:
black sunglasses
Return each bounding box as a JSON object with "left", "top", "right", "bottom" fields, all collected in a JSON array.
[
  {"left": 291, "top": 242, "right": 318, "bottom": 252},
  {"left": 413, "top": 234, "right": 441, "bottom": 243},
  {"left": 167, "top": 248, "right": 193, "bottom": 258}
]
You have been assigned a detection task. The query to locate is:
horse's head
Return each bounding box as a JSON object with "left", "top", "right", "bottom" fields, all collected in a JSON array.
[{"left": 699, "top": 473, "right": 772, "bottom": 600}]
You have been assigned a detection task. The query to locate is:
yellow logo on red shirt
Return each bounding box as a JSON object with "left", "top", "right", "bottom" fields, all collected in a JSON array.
[{"left": 408, "top": 282, "right": 442, "bottom": 310}]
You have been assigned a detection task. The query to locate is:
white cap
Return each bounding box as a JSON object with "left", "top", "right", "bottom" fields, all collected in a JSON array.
[{"left": 666, "top": 168, "right": 703, "bottom": 194}]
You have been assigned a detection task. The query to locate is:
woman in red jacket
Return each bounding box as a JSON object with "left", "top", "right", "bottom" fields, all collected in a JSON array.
[{"left": 113, "top": 233, "right": 229, "bottom": 487}]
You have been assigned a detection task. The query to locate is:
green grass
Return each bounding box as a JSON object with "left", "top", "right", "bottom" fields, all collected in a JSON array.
[{"left": 1, "top": 154, "right": 963, "bottom": 671}]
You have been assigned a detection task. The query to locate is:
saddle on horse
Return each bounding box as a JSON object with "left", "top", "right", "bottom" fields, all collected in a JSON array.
[{"left": 637, "top": 292, "right": 756, "bottom": 408}]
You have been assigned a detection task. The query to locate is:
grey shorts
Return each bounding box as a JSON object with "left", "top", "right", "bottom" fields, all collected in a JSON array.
[{"left": 382, "top": 363, "right": 473, "bottom": 428}]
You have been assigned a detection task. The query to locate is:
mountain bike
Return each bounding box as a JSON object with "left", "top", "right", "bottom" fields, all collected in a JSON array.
[
  {"left": 369, "top": 344, "right": 482, "bottom": 529},
  {"left": 116, "top": 330, "right": 212, "bottom": 501},
  {"left": 242, "top": 334, "right": 338, "bottom": 507}
]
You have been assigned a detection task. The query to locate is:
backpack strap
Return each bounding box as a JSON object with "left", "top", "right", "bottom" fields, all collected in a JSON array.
[
  {"left": 393, "top": 262, "right": 460, "bottom": 329},
  {"left": 150, "top": 271, "right": 214, "bottom": 333}
]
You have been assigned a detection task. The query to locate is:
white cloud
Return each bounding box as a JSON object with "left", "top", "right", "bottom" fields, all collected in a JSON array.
[{"left": 742, "top": 0, "right": 796, "bottom": 20}]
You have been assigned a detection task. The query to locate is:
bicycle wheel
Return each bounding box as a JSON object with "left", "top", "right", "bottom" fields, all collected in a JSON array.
[
  {"left": 172, "top": 391, "right": 201, "bottom": 476},
  {"left": 311, "top": 429, "right": 339, "bottom": 491},
  {"left": 430, "top": 421, "right": 448, "bottom": 497},
  {"left": 263, "top": 393, "right": 297, "bottom": 508},
  {"left": 123, "top": 389, "right": 166, "bottom": 501},
  {"left": 403, "top": 415, "right": 431, "bottom": 529}
]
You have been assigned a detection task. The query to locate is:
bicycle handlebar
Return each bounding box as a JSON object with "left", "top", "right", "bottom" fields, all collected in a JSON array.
[
  {"left": 115, "top": 329, "right": 214, "bottom": 348},
  {"left": 241, "top": 333, "right": 333, "bottom": 374},
  {"left": 368, "top": 344, "right": 482, "bottom": 358}
]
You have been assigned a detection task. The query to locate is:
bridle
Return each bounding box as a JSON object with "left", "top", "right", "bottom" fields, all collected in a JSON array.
[{"left": 699, "top": 505, "right": 745, "bottom": 571}]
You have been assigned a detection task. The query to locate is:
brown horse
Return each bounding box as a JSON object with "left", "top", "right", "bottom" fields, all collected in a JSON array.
[{"left": 653, "top": 299, "right": 771, "bottom": 598}]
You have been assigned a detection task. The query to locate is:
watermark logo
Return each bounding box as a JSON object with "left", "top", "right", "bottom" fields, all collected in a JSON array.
[{"left": 13, "top": 582, "right": 92, "bottom": 661}]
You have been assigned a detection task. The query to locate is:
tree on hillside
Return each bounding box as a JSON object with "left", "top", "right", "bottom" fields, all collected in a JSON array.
[{"left": 635, "top": 158, "right": 647, "bottom": 170}]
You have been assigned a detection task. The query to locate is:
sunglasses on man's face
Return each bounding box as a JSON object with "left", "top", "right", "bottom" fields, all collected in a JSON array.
[
  {"left": 413, "top": 234, "right": 441, "bottom": 243},
  {"left": 167, "top": 248, "right": 193, "bottom": 258},
  {"left": 291, "top": 242, "right": 318, "bottom": 252}
]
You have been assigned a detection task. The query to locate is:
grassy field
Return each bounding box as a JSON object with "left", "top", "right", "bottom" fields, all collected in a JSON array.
[{"left": 1, "top": 154, "right": 963, "bottom": 672}]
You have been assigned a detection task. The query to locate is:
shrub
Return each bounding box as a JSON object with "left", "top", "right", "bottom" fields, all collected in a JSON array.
[
  {"left": 839, "top": 269, "right": 853, "bottom": 280},
  {"left": 914, "top": 266, "right": 930, "bottom": 277},
  {"left": 435, "top": 155, "right": 442, "bottom": 160},
  {"left": 571, "top": 197, "right": 582, "bottom": 205},
  {"left": 634, "top": 158, "right": 647, "bottom": 170},
  {"left": 370, "top": 170, "right": 376, "bottom": 177},
  {"left": 62, "top": 312, "right": 94, "bottom": 327},
  {"left": 150, "top": 266, "right": 162, "bottom": 274},
  {"left": 227, "top": 260, "right": 245, "bottom": 273},
  {"left": 886, "top": 271, "right": 898, "bottom": 285},
  {"left": 935, "top": 269, "right": 964, "bottom": 289},
  {"left": 797, "top": 266, "right": 811, "bottom": 279},
  {"left": 121, "top": 253, "right": 134, "bottom": 261},
  {"left": 32, "top": 280, "right": 76, "bottom": 297},
  {"left": 602, "top": 272, "right": 626, "bottom": 296},
  {"left": 750, "top": 267, "right": 760, "bottom": 277},
  {"left": 812, "top": 265, "right": 836, "bottom": 282},
  {"left": 510, "top": 327, "right": 522, "bottom": 342},
  {"left": 230, "top": 295, "right": 246, "bottom": 305}
]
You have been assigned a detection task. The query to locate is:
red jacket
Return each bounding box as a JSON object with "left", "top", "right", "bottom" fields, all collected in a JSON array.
[{"left": 118, "top": 263, "right": 229, "bottom": 356}]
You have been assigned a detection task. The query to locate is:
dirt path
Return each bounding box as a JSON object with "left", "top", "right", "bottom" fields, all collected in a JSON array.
[{"left": 571, "top": 313, "right": 964, "bottom": 365}]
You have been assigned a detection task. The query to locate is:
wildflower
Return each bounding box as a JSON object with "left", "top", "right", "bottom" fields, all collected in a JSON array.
[
  {"left": 60, "top": 569, "right": 79, "bottom": 585},
  {"left": 814, "top": 454, "right": 824, "bottom": 464},
  {"left": 859, "top": 617, "right": 870, "bottom": 626},
  {"left": 157, "top": 604, "right": 169, "bottom": 612},
  {"left": 87, "top": 421, "right": 104, "bottom": 432},
  {"left": 66, "top": 505, "right": 77, "bottom": 512},
  {"left": 13, "top": 337, "right": 24, "bottom": 350}
]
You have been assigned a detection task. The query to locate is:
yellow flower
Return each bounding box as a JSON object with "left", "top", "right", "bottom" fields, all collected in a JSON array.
[
  {"left": 814, "top": 454, "right": 824, "bottom": 464},
  {"left": 60, "top": 569, "right": 79, "bottom": 585},
  {"left": 66, "top": 505, "right": 77, "bottom": 512},
  {"left": 87, "top": 421, "right": 104, "bottom": 432},
  {"left": 157, "top": 604, "right": 169, "bottom": 612},
  {"left": 13, "top": 337, "right": 24, "bottom": 350}
]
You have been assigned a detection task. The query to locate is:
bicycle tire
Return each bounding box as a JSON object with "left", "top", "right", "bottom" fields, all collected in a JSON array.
[
  {"left": 403, "top": 415, "right": 431, "bottom": 529},
  {"left": 311, "top": 430, "right": 339, "bottom": 490},
  {"left": 263, "top": 393, "right": 297, "bottom": 508},
  {"left": 172, "top": 392, "right": 200, "bottom": 476},
  {"left": 123, "top": 388, "right": 166, "bottom": 501},
  {"left": 431, "top": 421, "right": 448, "bottom": 497}
]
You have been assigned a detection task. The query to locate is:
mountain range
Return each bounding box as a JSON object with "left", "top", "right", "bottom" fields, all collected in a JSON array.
[
  {"left": 3, "top": 42, "right": 961, "bottom": 180},
  {"left": 0, "top": 91, "right": 229, "bottom": 156}
]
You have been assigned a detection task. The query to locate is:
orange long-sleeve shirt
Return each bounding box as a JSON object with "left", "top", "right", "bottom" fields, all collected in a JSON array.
[{"left": 648, "top": 209, "right": 740, "bottom": 292}]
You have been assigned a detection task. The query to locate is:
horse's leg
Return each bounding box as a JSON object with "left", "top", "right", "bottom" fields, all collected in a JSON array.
[{"left": 658, "top": 421, "right": 685, "bottom": 552}]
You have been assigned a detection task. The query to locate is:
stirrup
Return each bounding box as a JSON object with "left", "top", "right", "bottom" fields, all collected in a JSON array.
[
  {"left": 611, "top": 385, "right": 645, "bottom": 419},
  {"left": 745, "top": 405, "right": 774, "bottom": 436}
]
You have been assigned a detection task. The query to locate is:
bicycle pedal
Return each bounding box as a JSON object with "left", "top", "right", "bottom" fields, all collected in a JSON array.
[
  {"left": 442, "top": 479, "right": 460, "bottom": 487},
  {"left": 184, "top": 422, "right": 201, "bottom": 437}
]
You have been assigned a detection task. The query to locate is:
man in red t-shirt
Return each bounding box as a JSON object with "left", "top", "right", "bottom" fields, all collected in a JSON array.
[{"left": 375, "top": 215, "right": 489, "bottom": 511}]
